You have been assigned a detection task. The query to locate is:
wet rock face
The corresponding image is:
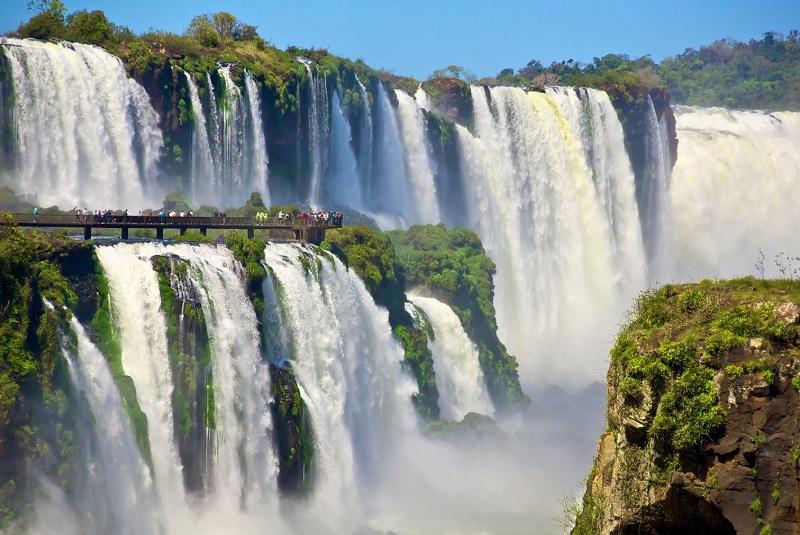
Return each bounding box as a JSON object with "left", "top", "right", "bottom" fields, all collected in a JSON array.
[{"left": 576, "top": 285, "right": 800, "bottom": 535}]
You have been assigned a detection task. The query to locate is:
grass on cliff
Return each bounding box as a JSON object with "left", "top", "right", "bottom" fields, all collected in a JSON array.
[{"left": 609, "top": 277, "right": 800, "bottom": 458}]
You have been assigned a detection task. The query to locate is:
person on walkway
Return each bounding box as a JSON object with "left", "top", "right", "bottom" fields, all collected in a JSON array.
[{"left": 32, "top": 207, "right": 38, "bottom": 221}]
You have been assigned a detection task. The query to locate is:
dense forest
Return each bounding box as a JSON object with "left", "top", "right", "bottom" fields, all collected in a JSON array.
[{"left": 8, "top": 2, "right": 800, "bottom": 111}]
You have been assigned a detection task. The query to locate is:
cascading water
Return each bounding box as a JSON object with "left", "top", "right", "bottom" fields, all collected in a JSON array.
[
  {"left": 0, "top": 39, "right": 163, "bottom": 210},
  {"left": 414, "top": 85, "right": 432, "bottom": 112},
  {"left": 639, "top": 95, "right": 675, "bottom": 281},
  {"left": 185, "top": 71, "right": 216, "bottom": 206},
  {"left": 95, "top": 244, "right": 188, "bottom": 528},
  {"left": 458, "top": 85, "right": 646, "bottom": 385},
  {"left": 671, "top": 106, "right": 800, "bottom": 279},
  {"left": 63, "top": 315, "right": 160, "bottom": 535},
  {"left": 394, "top": 90, "right": 441, "bottom": 224},
  {"left": 216, "top": 66, "right": 245, "bottom": 206},
  {"left": 262, "top": 243, "right": 417, "bottom": 525},
  {"left": 326, "top": 89, "right": 363, "bottom": 208},
  {"left": 299, "top": 60, "right": 330, "bottom": 206},
  {"left": 356, "top": 78, "right": 373, "bottom": 198},
  {"left": 243, "top": 70, "right": 269, "bottom": 204},
  {"left": 407, "top": 294, "right": 493, "bottom": 420},
  {"left": 547, "top": 86, "right": 646, "bottom": 287},
  {"left": 369, "top": 83, "right": 414, "bottom": 228}
]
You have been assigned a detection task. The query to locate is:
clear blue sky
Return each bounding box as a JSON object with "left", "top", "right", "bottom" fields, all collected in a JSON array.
[{"left": 2, "top": 0, "right": 799, "bottom": 79}]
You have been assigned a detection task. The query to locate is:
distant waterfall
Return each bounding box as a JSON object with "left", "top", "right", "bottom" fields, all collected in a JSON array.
[
  {"left": 356, "top": 78, "right": 373, "bottom": 196},
  {"left": 457, "top": 86, "right": 646, "bottom": 385},
  {"left": 1, "top": 38, "right": 163, "bottom": 210},
  {"left": 671, "top": 107, "right": 800, "bottom": 279},
  {"left": 300, "top": 61, "right": 330, "bottom": 206},
  {"left": 370, "top": 83, "right": 414, "bottom": 228},
  {"left": 407, "top": 294, "right": 493, "bottom": 420},
  {"left": 639, "top": 95, "right": 675, "bottom": 280},
  {"left": 244, "top": 70, "right": 269, "bottom": 204},
  {"left": 263, "top": 243, "right": 416, "bottom": 522},
  {"left": 327, "top": 89, "right": 363, "bottom": 208},
  {"left": 185, "top": 72, "right": 215, "bottom": 205},
  {"left": 63, "top": 316, "right": 160, "bottom": 535},
  {"left": 415, "top": 86, "right": 432, "bottom": 111},
  {"left": 394, "top": 90, "right": 440, "bottom": 223}
]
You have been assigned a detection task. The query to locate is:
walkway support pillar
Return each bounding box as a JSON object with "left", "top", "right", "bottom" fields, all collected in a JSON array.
[
  {"left": 200, "top": 227, "right": 207, "bottom": 236},
  {"left": 156, "top": 227, "right": 164, "bottom": 240},
  {"left": 121, "top": 227, "right": 129, "bottom": 240},
  {"left": 180, "top": 227, "right": 187, "bottom": 236},
  {"left": 83, "top": 226, "right": 91, "bottom": 240},
  {"left": 248, "top": 228, "right": 254, "bottom": 239}
]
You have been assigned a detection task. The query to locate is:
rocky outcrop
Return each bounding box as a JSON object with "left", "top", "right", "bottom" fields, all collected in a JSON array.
[{"left": 576, "top": 280, "right": 800, "bottom": 535}]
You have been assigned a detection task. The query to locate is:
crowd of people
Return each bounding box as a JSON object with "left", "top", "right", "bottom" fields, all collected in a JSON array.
[
  {"left": 66, "top": 207, "right": 343, "bottom": 227},
  {"left": 255, "top": 210, "right": 344, "bottom": 227}
]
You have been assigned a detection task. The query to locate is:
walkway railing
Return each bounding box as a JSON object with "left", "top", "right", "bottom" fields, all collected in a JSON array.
[{"left": 1, "top": 212, "right": 342, "bottom": 244}]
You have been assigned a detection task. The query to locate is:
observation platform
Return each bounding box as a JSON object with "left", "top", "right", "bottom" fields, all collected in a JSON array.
[{"left": 1, "top": 213, "right": 341, "bottom": 244}]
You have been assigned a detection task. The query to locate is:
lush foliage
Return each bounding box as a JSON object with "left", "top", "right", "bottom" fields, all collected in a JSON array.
[
  {"left": 0, "top": 224, "right": 93, "bottom": 527},
  {"left": 322, "top": 226, "right": 440, "bottom": 418},
  {"left": 388, "top": 224, "right": 527, "bottom": 410},
  {"left": 609, "top": 278, "right": 800, "bottom": 461},
  {"left": 659, "top": 31, "right": 800, "bottom": 110}
]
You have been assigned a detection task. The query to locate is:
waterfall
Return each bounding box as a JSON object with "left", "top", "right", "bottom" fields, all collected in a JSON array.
[
  {"left": 356, "top": 78, "right": 373, "bottom": 198},
  {"left": 394, "top": 90, "right": 440, "bottom": 224},
  {"left": 638, "top": 95, "right": 675, "bottom": 280},
  {"left": 244, "top": 70, "right": 269, "bottom": 203},
  {"left": 415, "top": 86, "right": 432, "bottom": 112},
  {"left": 217, "top": 66, "right": 245, "bottom": 206},
  {"left": 457, "top": 85, "right": 645, "bottom": 386},
  {"left": 1, "top": 38, "right": 163, "bottom": 210},
  {"left": 185, "top": 72, "right": 216, "bottom": 209},
  {"left": 671, "top": 106, "right": 800, "bottom": 279},
  {"left": 63, "top": 315, "right": 160, "bottom": 535},
  {"left": 95, "top": 244, "right": 188, "bottom": 526},
  {"left": 327, "top": 89, "right": 363, "bottom": 208},
  {"left": 407, "top": 294, "right": 493, "bottom": 420},
  {"left": 370, "top": 83, "right": 413, "bottom": 228},
  {"left": 300, "top": 61, "right": 330, "bottom": 206},
  {"left": 263, "top": 243, "right": 416, "bottom": 522}
]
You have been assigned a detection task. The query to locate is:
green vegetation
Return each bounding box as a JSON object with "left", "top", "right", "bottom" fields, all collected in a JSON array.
[
  {"left": 89, "top": 263, "right": 153, "bottom": 469},
  {"left": 388, "top": 224, "right": 527, "bottom": 410},
  {"left": 0, "top": 222, "right": 96, "bottom": 528},
  {"left": 608, "top": 277, "right": 800, "bottom": 464},
  {"left": 660, "top": 31, "right": 800, "bottom": 110},
  {"left": 322, "top": 225, "right": 440, "bottom": 419},
  {"left": 269, "top": 364, "right": 314, "bottom": 495}
]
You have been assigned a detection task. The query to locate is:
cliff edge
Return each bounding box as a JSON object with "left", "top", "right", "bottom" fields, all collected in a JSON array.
[{"left": 575, "top": 278, "right": 800, "bottom": 535}]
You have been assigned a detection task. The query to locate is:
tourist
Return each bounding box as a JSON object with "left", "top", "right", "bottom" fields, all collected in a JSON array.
[{"left": 32, "top": 206, "right": 38, "bottom": 221}]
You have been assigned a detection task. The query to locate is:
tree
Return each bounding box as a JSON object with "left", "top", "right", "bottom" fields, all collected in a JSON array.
[
  {"left": 26, "top": 0, "right": 67, "bottom": 22},
  {"left": 186, "top": 14, "right": 219, "bottom": 47},
  {"left": 212, "top": 12, "right": 237, "bottom": 42}
]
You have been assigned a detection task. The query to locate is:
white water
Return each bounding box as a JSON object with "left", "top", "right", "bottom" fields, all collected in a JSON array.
[
  {"left": 301, "top": 61, "right": 330, "bottom": 206},
  {"left": 263, "top": 243, "right": 417, "bottom": 528},
  {"left": 244, "top": 70, "right": 270, "bottom": 204},
  {"left": 458, "top": 86, "right": 646, "bottom": 386},
  {"left": 217, "top": 66, "right": 245, "bottom": 206},
  {"left": 414, "top": 85, "right": 432, "bottom": 112},
  {"left": 1, "top": 39, "right": 163, "bottom": 210},
  {"left": 327, "top": 89, "right": 363, "bottom": 208},
  {"left": 370, "top": 83, "right": 413, "bottom": 228},
  {"left": 394, "top": 90, "right": 441, "bottom": 224},
  {"left": 63, "top": 315, "right": 160, "bottom": 535},
  {"left": 407, "top": 294, "right": 493, "bottom": 420},
  {"left": 95, "top": 244, "right": 188, "bottom": 529},
  {"left": 640, "top": 95, "right": 675, "bottom": 280},
  {"left": 185, "top": 71, "right": 216, "bottom": 206},
  {"left": 356, "top": 77, "right": 374, "bottom": 197},
  {"left": 671, "top": 106, "right": 800, "bottom": 280}
]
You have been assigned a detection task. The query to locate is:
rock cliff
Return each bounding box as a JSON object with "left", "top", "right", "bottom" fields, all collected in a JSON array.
[{"left": 575, "top": 279, "right": 800, "bottom": 535}]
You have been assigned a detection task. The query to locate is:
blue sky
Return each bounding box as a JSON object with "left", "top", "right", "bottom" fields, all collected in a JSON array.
[{"left": 2, "top": 0, "right": 798, "bottom": 79}]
